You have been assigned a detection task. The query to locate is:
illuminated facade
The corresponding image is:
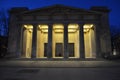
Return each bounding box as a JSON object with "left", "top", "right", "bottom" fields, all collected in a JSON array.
[{"left": 8, "top": 5, "right": 112, "bottom": 59}]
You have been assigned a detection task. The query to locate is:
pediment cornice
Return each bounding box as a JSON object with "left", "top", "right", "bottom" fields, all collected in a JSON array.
[{"left": 18, "top": 4, "right": 101, "bottom": 16}]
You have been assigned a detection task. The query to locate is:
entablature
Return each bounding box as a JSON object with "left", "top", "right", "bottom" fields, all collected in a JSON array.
[{"left": 16, "top": 14, "right": 100, "bottom": 21}]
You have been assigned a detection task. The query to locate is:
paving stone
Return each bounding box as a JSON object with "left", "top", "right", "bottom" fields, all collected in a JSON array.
[
  {"left": 16, "top": 69, "right": 39, "bottom": 73},
  {"left": 4, "top": 78, "right": 26, "bottom": 80}
]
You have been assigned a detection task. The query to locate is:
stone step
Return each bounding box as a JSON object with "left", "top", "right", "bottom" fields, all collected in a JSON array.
[{"left": 0, "top": 60, "right": 120, "bottom": 68}]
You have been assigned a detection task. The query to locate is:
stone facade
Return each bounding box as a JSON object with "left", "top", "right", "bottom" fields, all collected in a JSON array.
[{"left": 7, "top": 4, "right": 112, "bottom": 59}]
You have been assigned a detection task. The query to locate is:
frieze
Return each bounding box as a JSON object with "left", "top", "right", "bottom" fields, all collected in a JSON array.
[
  {"left": 83, "top": 15, "right": 95, "bottom": 20},
  {"left": 36, "top": 16, "right": 49, "bottom": 20},
  {"left": 22, "top": 16, "right": 34, "bottom": 20}
]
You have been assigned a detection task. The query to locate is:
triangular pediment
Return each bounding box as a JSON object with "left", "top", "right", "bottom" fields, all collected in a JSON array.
[{"left": 19, "top": 4, "right": 100, "bottom": 15}]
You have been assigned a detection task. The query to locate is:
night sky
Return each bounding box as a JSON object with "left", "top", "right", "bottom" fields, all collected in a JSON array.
[{"left": 0, "top": 0, "right": 120, "bottom": 27}]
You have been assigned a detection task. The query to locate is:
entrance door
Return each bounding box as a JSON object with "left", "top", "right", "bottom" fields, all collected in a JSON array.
[
  {"left": 55, "top": 43, "right": 63, "bottom": 57},
  {"left": 44, "top": 43, "right": 48, "bottom": 57},
  {"left": 68, "top": 43, "right": 74, "bottom": 57}
]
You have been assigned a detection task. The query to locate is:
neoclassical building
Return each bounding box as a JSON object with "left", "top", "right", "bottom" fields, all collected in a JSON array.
[{"left": 7, "top": 4, "right": 112, "bottom": 59}]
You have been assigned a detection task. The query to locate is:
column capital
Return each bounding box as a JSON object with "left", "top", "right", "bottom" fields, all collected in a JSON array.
[
  {"left": 63, "top": 22, "right": 69, "bottom": 26},
  {"left": 78, "top": 22, "right": 85, "bottom": 25},
  {"left": 78, "top": 23, "right": 84, "bottom": 25},
  {"left": 64, "top": 23, "right": 69, "bottom": 25},
  {"left": 48, "top": 23, "right": 53, "bottom": 27},
  {"left": 78, "top": 23, "right": 84, "bottom": 30},
  {"left": 32, "top": 23, "right": 38, "bottom": 27}
]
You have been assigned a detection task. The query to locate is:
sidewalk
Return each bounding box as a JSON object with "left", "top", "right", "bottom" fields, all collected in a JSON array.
[{"left": 0, "top": 59, "right": 120, "bottom": 68}]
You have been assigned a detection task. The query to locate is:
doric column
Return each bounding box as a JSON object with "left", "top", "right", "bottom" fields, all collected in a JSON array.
[
  {"left": 47, "top": 24, "right": 53, "bottom": 58},
  {"left": 79, "top": 24, "right": 85, "bottom": 59},
  {"left": 16, "top": 24, "right": 22, "bottom": 58},
  {"left": 31, "top": 24, "right": 37, "bottom": 58},
  {"left": 64, "top": 24, "right": 68, "bottom": 59},
  {"left": 94, "top": 23, "right": 101, "bottom": 58}
]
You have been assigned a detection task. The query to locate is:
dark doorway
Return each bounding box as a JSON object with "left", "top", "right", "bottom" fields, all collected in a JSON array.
[
  {"left": 55, "top": 43, "right": 63, "bottom": 57},
  {"left": 44, "top": 43, "right": 48, "bottom": 57},
  {"left": 68, "top": 43, "right": 74, "bottom": 57}
]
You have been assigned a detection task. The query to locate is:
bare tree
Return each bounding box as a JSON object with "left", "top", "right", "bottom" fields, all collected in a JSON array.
[
  {"left": 110, "top": 25, "right": 120, "bottom": 37},
  {"left": 110, "top": 25, "right": 120, "bottom": 57},
  {"left": 0, "top": 9, "right": 8, "bottom": 36}
]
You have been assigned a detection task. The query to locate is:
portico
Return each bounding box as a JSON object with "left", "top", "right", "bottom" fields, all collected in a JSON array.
[{"left": 20, "top": 23, "right": 96, "bottom": 59}]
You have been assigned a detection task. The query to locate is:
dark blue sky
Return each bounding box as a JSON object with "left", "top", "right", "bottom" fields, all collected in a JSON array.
[{"left": 0, "top": 0, "right": 120, "bottom": 27}]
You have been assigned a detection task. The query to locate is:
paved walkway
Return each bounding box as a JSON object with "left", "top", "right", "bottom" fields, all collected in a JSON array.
[
  {"left": 0, "top": 59, "right": 120, "bottom": 80},
  {"left": 1, "top": 67, "right": 120, "bottom": 80},
  {"left": 0, "top": 59, "right": 120, "bottom": 68}
]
